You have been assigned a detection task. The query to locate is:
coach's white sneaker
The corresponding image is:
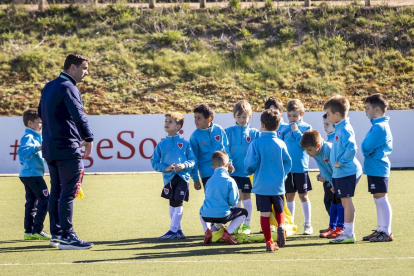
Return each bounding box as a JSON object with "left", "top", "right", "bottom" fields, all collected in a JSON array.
[{"left": 303, "top": 223, "right": 313, "bottom": 235}]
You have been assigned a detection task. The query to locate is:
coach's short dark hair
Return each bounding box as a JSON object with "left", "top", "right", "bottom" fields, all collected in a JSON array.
[
  {"left": 323, "top": 95, "right": 350, "bottom": 117},
  {"left": 63, "top": 53, "right": 89, "bottom": 71},
  {"left": 264, "top": 96, "right": 284, "bottom": 112},
  {"left": 261, "top": 109, "right": 280, "bottom": 131},
  {"left": 365, "top": 93, "right": 388, "bottom": 113},
  {"left": 212, "top": 151, "right": 229, "bottom": 167},
  {"left": 300, "top": 129, "right": 322, "bottom": 149},
  {"left": 22, "top": 108, "right": 39, "bottom": 127},
  {"left": 193, "top": 104, "right": 215, "bottom": 120}
]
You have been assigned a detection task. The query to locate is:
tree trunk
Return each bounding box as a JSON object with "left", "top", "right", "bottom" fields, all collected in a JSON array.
[
  {"left": 38, "top": 0, "right": 47, "bottom": 11},
  {"left": 200, "top": 0, "right": 206, "bottom": 9},
  {"left": 365, "top": 0, "right": 371, "bottom": 6},
  {"left": 304, "top": 0, "right": 311, "bottom": 7},
  {"left": 149, "top": 0, "right": 156, "bottom": 9}
]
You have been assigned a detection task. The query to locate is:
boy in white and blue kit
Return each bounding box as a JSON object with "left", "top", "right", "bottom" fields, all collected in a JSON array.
[
  {"left": 200, "top": 151, "right": 247, "bottom": 245},
  {"left": 301, "top": 129, "right": 345, "bottom": 240},
  {"left": 17, "top": 108, "right": 51, "bottom": 241},
  {"left": 324, "top": 95, "right": 363, "bottom": 244},
  {"left": 264, "top": 96, "right": 288, "bottom": 138},
  {"left": 151, "top": 112, "right": 196, "bottom": 240},
  {"left": 245, "top": 110, "right": 292, "bottom": 252},
  {"left": 279, "top": 99, "right": 313, "bottom": 234},
  {"left": 225, "top": 100, "right": 260, "bottom": 234},
  {"left": 190, "top": 104, "right": 233, "bottom": 191},
  {"left": 361, "top": 93, "right": 393, "bottom": 242}
]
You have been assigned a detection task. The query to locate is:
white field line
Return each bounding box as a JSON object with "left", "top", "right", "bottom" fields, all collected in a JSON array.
[{"left": 1, "top": 257, "right": 414, "bottom": 266}]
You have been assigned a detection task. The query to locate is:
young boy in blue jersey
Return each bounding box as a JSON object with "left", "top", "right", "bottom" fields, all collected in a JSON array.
[
  {"left": 225, "top": 100, "right": 260, "bottom": 234},
  {"left": 301, "top": 130, "right": 345, "bottom": 240},
  {"left": 17, "top": 108, "right": 51, "bottom": 241},
  {"left": 151, "top": 112, "right": 196, "bottom": 240},
  {"left": 190, "top": 104, "right": 234, "bottom": 191},
  {"left": 200, "top": 151, "right": 247, "bottom": 245},
  {"left": 324, "top": 95, "right": 363, "bottom": 244},
  {"left": 264, "top": 96, "right": 289, "bottom": 138},
  {"left": 245, "top": 110, "right": 292, "bottom": 252},
  {"left": 317, "top": 114, "right": 338, "bottom": 234},
  {"left": 279, "top": 99, "right": 313, "bottom": 235},
  {"left": 361, "top": 94, "right": 393, "bottom": 242}
]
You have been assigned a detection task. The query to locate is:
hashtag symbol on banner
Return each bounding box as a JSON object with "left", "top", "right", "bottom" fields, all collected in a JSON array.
[{"left": 10, "top": 140, "right": 19, "bottom": 161}]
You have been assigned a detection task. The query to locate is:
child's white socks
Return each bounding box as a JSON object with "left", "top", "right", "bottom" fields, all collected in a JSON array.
[
  {"left": 170, "top": 206, "right": 183, "bottom": 232},
  {"left": 227, "top": 215, "right": 246, "bottom": 234},
  {"left": 377, "top": 196, "right": 392, "bottom": 235},
  {"left": 242, "top": 198, "right": 252, "bottom": 226},
  {"left": 301, "top": 201, "right": 311, "bottom": 224},
  {"left": 287, "top": 201, "right": 295, "bottom": 221}
]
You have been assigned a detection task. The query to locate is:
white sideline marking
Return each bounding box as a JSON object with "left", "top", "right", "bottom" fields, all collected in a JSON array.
[{"left": 1, "top": 257, "right": 414, "bottom": 266}]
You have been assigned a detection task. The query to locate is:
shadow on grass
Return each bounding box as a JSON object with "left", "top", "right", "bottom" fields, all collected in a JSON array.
[{"left": 0, "top": 243, "right": 54, "bottom": 253}]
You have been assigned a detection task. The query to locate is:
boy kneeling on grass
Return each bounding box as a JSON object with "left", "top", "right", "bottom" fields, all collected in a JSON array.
[{"left": 200, "top": 151, "right": 247, "bottom": 245}]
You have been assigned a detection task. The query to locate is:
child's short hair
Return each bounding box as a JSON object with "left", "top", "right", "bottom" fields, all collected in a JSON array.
[
  {"left": 264, "top": 96, "right": 284, "bottom": 112},
  {"left": 165, "top": 112, "right": 185, "bottom": 128},
  {"left": 323, "top": 95, "right": 350, "bottom": 117},
  {"left": 365, "top": 93, "right": 388, "bottom": 113},
  {"left": 286, "top": 99, "right": 305, "bottom": 113},
  {"left": 261, "top": 109, "right": 280, "bottom": 131},
  {"left": 194, "top": 104, "right": 215, "bottom": 120},
  {"left": 300, "top": 129, "right": 322, "bottom": 149},
  {"left": 233, "top": 100, "right": 252, "bottom": 117},
  {"left": 212, "top": 151, "right": 229, "bottom": 167},
  {"left": 22, "top": 108, "right": 39, "bottom": 127}
]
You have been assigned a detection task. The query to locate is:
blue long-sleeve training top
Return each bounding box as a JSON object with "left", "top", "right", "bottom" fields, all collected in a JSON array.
[
  {"left": 200, "top": 168, "right": 239, "bottom": 218},
  {"left": 314, "top": 140, "right": 333, "bottom": 184},
  {"left": 276, "top": 118, "right": 289, "bottom": 138},
  {"left": 189, "top": 123, "right": 231, "bottom": 182},
  {"left": 151, "top": 134, "right": 196, "bottom": 185},
  {"left": 38, "top": 72, "right": 94, "bottom": 160},
  {"left": 225, "top": 123, "right": 260, "bottom": 177},
  {"left": 279, "top": 120, "right": 312, "bottom": 173},
  {"left": 244, "top": 131, "right": 292, "bottom": 196},
  {"left": 17, "top": 128, "right": 45, "bottom": 177},
  {"left": 330, "top": 118, "right": 362, "bottom": 178},
  {"left": 361, "top": 116, "right": 393, "bottom": 177},
  {"left": 327, "top": 132, "right": 335, "bottom": 143}
]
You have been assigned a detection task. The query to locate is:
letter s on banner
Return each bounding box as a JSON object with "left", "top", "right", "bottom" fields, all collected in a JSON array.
[
  {"left": 139, "top": 138, "right": 157, "bottom": 159},
  {"left": 117, "top": 131, "right": 135, "bottom": 159}
]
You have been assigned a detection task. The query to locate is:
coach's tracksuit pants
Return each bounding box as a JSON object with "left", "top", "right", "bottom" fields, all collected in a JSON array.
[
  {"left": 19, "top": 177, "right": 49, "bottom": 234},
  {"left": 47, "top": 158, "right": 84, "bottom": 237}
]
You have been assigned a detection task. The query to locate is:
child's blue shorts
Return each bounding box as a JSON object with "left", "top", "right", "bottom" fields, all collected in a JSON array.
[
  {"left": 255, "top": 194, "right": 284, "bottom": 213},
  {"left": 332, "top": 174, "right": 361, "bottom": 198},
  {"left": 367, "top": 175, "right": 389, "bottom": 194},
  {"left": 284, "top": 172, "right": 312, "bottom": 194},
  {"left": 231, "top": 176, "right": 252, "bottom": 193}
]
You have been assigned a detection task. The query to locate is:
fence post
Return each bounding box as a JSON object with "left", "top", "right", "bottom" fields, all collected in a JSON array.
[
  {"left": 38, "top": 0, "right": 47, "bottom": 11},
  {"left": 200, "top": 0, "right": 206, "bottom": 9},
  {"left": 149, "top": 0, "right": 156, "bottom": 9},
  {"left": 365, "top": 0, "right": 371, "bottom": 6},
  {"left": 304, "top": 0, "right": 311, "bottom": 7}
]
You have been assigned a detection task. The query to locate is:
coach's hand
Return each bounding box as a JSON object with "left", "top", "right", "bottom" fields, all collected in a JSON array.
[
  {"left": 79, "top": 141, "right": 93, "bottom": 158},
  {"left": 228, "top": 164, "right": 235, "bottom": 174},
  {"left": 194, "top": 181, "right": 202, "bottom": 190},
  {"left": 334, "top": 161, "right": 340, "bottom": 168}
]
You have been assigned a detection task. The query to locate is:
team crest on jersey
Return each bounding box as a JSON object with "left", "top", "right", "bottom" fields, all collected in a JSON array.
[
  {"left": 201, "top": 140, "right": 207, "bottom": 146},
  {"left": 335, "top": 135, "right": 339, "bottom": 142},
  {"left": 177, "top": 142, "right": 183, "bottom": 149},
  {"left": 324, "top": 158, "right": 329, "bottom": 163},
  {"left": 166, "top": 145, "right": 170, "bottom": 149},
  {"left": 278, "top": 131, "right": 282, "bottom": 136},
  {"left": 42, "top": 189, "right": 48, "bottom": 196},
  {"left": 164, "top": 188, "right": 169, "bottom": 195},
  {"left": 246, "top": 136, "right": 251, "bottom": 143},
  {"left": 214, "top": 135, "right": 221, "bottom": 142}
]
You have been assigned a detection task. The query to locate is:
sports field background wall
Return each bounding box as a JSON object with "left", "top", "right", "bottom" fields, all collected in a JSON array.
[{"left": 0, "top": 110, "right": 413, "bottom": 174}]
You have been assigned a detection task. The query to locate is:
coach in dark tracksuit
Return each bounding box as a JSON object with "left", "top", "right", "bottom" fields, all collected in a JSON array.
[{"left": 38, "top": 53, "right": 94, "bottom": 250}]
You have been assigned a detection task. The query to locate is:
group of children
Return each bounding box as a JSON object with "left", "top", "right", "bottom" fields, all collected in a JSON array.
[
  {"left": 17, "top": 93, "right": 393, "bottom": 252},
  {"left": 151, "top": 93, "right": 394, "bottom": 251}
]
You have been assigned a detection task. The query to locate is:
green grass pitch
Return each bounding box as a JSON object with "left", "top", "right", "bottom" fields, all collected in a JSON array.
[{"left": 1, "top": 171, "right": 413, "bottom": 275}]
